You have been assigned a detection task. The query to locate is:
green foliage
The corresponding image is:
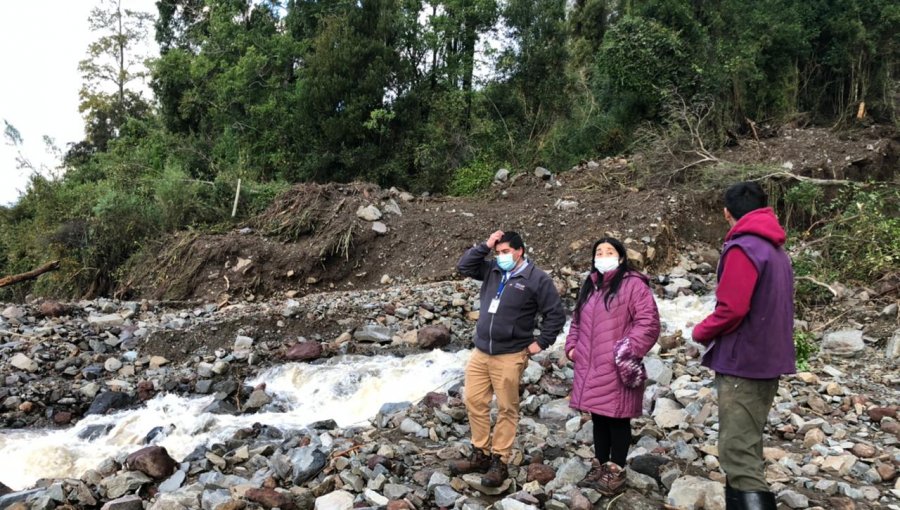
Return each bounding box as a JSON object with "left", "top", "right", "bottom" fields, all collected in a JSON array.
[
  {"left": 597, "top": 16, "right": 689, "bottom": 123},
  {"left": 3, "top": 0, "right": 898, "bottom": 298},
  {"left": 448, "top": 160, "right": 497, "bottom": 197},
  {"left": 791, "top": 184, "right": 900, "bottom": 306},
  {"left": 793, "top": 330, "right": 818, "bottom": 372}
]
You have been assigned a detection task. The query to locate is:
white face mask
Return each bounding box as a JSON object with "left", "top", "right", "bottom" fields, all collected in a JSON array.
[{"left": 594, "top": 256, "right": 620, "bottom": 273}]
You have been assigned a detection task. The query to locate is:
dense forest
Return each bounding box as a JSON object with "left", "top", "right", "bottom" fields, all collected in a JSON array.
[{"left": 1, "top": 0, "right": 898, "bottom": 298}]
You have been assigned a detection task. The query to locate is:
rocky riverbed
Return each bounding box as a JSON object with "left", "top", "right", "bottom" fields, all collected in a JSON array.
[{"left": 1, "top": 255, "right": 898, "bottom": 509}]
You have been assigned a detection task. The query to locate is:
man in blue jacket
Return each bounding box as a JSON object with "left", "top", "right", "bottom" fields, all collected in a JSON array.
[{"left": 450, "top": 230, "right": 566, "bottom": 487}]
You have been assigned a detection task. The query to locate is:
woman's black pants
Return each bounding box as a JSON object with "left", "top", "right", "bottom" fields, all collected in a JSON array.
[{"left": 591, "top": 413, "right": 631, "bottom": 467}]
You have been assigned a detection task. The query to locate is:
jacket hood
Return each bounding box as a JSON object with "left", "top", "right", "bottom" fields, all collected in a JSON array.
[{"left": 726, "top": 207, "right": 786, "bottom": 246}]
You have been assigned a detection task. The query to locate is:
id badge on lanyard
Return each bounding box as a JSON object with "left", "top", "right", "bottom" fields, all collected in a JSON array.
[{"left": 488, "top": 274, "right": 509, "bottom": 314}]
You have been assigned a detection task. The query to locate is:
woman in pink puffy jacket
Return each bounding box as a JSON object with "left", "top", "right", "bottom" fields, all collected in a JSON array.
[{"left": 565, "top": 237, "right": 661, "bottom": 495}]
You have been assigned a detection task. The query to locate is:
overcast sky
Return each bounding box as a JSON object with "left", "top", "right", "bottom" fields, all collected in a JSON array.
[{"left": 0, "top": 0, "right": 157, "bottom": 205}]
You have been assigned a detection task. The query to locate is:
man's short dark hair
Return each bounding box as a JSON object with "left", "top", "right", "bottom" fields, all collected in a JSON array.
[
  {"left": 724, "top": 182, "right": 768, "bottom": 220},
  {"left": 498, "top": 231, "right": 525, "bottom": 251}
]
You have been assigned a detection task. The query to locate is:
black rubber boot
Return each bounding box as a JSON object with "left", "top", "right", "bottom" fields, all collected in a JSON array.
[
  {"left": 738, "top": 490, "right": 777, "bottom": 510},
  {"left": 725, "top": 484, "right": 741, "bottom": 510}
]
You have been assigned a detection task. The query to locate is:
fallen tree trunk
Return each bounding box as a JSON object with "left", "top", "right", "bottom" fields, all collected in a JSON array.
[{"left": 0, "top": 260, "right": 60, "bottom": 288}]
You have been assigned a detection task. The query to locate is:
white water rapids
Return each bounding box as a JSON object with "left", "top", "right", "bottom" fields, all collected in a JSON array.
[{"left": 0, "top": 294, "right": 714, "bottom": 491}]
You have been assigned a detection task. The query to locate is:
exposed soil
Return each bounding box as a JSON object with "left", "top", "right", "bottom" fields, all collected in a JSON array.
[{"left": 117, "top": 126, "right": 899, "bottom": 304}]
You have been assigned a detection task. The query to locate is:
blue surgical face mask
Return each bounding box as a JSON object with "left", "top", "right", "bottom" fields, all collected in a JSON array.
[{"left": 497, "top": 253, "right": 516, "bottom": 272}]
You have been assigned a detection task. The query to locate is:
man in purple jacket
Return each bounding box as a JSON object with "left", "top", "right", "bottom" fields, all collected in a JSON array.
[
  {"left": 693, "top": 182, "right": 796, "bottom": 510},
  {"left": 451, "top": 230, "right": 566, "bottom": 487}
]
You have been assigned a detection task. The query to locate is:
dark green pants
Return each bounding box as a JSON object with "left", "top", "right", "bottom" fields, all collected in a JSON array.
[{"left": 716, "top": 373, "right": 779, "bottom": 492}]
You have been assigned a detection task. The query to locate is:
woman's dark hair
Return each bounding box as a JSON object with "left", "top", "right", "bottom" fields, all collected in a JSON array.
[{"left": 573, "top": 237, "right": 631, "bottom": 322}]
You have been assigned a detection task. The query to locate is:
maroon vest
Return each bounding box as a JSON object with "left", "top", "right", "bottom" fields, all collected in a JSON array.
[{"left": 702, "top": 234, "right": 796, "bottom": 379}]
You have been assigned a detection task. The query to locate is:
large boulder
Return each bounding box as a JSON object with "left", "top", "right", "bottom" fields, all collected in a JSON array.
[
  {"left": 126, "top": 446, "right": 178, "bottom": 479},
  {"left": 87, "top": 391, "right": 133, "bottom": 415},
  {"left": 822, "top": 329, "right": 864, "bottom": 357},
  {"left": 39, "top": 301, "right": 71, "bottom": 318},
  {"left": 417, "top": 325, "right": 451, "bottom": 350},
  {"left": 285, "top": 341, "right": 323, "bottom": 361}
]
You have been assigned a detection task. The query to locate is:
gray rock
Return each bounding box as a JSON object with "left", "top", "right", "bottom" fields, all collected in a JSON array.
[
  {"left": 46, "top": 483, "right": 65, "bottom": 503},
  {"left": 644, "top": 357, "right": 673, "bottom": 386},
  {"left": 493, "top": 498, "right": 539, "bottom": 510},
  {"left": 462, "top": 473, "right": 512, "bottom": 495},
  {"left": 886, "top": 329, "right": 900, "bottom": 359},
  {"left": 363, "top": 489, "right": 388, "bottom": 506},
  {"left": 534, "top": 167, "right": 552, "bottom": 180},
  {"left": 626, "top": 468, "right": 659, "bottom": 491},
  {"left": 9, "top": 353, "right": 38, "bottom": 372},
  {"left": 522, "top": 360, "right": 544, "bottom": 385},
  {"left": 539, "top": 398, "right": 579, "bottom": 421},
  {"left": 547, "top": 457, "right": 589, "bottom": 491},
  {"left": 291, "top": 447, "right": 327, "bottom": 485},
  {"left": 244, "top": 389, "right": 272, "bottom": 411},
  {"left": 433, "top": 485, "right": 461, "bottom": 507},
  {"left": 0, "top": 489, "right": 45, "bottom": 509},
  {"left": 383, "top": 199, "right": 403, "bottom": 216},
  {"left": 101, "top": 495, "right": 144, "bottom": 510},
  {"left": 356, "top": 205, "right": 383, "bottom": 221},
  {"left": 354, "top": 324, "right": 392, "bottom": 343},
  {"left": 148, "top": 483, "right": 203, "bottom": 510},
  {"left": 674, "top": 440, "right": 698, "bottom": 462},
  {"left": 383, "top": 483, "right": 410, "bottom": 500},
  {"left": 201, "top": 488, "right": 232, "bottom": 510},
  {"left": 105, "top": 357, "right": 123, "bottom": 372},
  {"left": 159, "top": 470, "right": 186, "bottom": 493},
  {"left": 281, "top": 299, "right": 301, "bottom": 317},
  {"left": 102, "top": 471, "right": 153, "bottom": 499},
  {"left": 495, "top": 168, "right": 510, "bottom": 182},
  {"left": 372, "top": 221, "right": 388, "bottom": 235},
  {"left": 428, "top": 471, "right": 451, "bottom": 493},
  {"left": 400, "top": 417, "right": 424, "bottom": 435},
  {"left": 822, "top": 329, "right": 865, "bottom": 357},
  {"left": 666, "top": 476, "right": 725, "bottom": 510},
  {"left": 554, "top": 199, "right": 579, "bottom": 211},
  {"left": 89, "top": 313, "right": 125, "bottom": 327},
  {"left": 777, "top": 489, "right": 809, "bottom": 509},
  {"left": 1, "top": 305, "right": 25, "bottom": 319}
]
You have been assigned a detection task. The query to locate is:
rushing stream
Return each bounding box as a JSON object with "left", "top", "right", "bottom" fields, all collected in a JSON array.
[{"left": 0, "top": 294, "right": 714, "bottom": 491}]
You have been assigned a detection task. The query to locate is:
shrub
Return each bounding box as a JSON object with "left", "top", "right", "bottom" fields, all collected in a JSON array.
[
  {"left": 448, "top": 160, "right": 498, "bottom": 196},
  {"left": 793, "top": 330, "right": 818, "bottom": 372}
]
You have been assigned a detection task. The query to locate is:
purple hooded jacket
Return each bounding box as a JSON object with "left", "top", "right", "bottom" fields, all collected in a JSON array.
[
  {"left": 700, "top": 209, "right": 796, "bottom": 379},
  {"left": 566, "top": 271, "right": 661, "bottom": 418}
]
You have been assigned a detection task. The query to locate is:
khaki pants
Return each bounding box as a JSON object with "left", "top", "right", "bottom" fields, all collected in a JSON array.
[
  {"left": 716, "top": 373, "right": 779, "bottom": 492},
  {"left": 464, "top": 347, "right": 529, "bottom": 462}
]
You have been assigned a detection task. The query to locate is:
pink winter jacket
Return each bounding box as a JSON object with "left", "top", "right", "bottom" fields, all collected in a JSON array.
[{"left": 566, "top": 270, "right": 661, "bottom": 418}]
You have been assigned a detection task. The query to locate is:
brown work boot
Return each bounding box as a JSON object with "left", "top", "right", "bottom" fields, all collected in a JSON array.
[
  {"left": 578, "top": 459, "right": 606, "bottom": 489},
  {"left": 449, "top": 448, "right": 491, "bottom": 475},
  {"left": 480, "top": 454, "right": 509, "bottom": 487},
  {"left": 597, "top": 462, "right": 626, "bottom": 496}
]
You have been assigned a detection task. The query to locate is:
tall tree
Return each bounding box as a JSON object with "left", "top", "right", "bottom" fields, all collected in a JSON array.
[{"left": 76, "top": 0, "right": 154, "bottom": 154}]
